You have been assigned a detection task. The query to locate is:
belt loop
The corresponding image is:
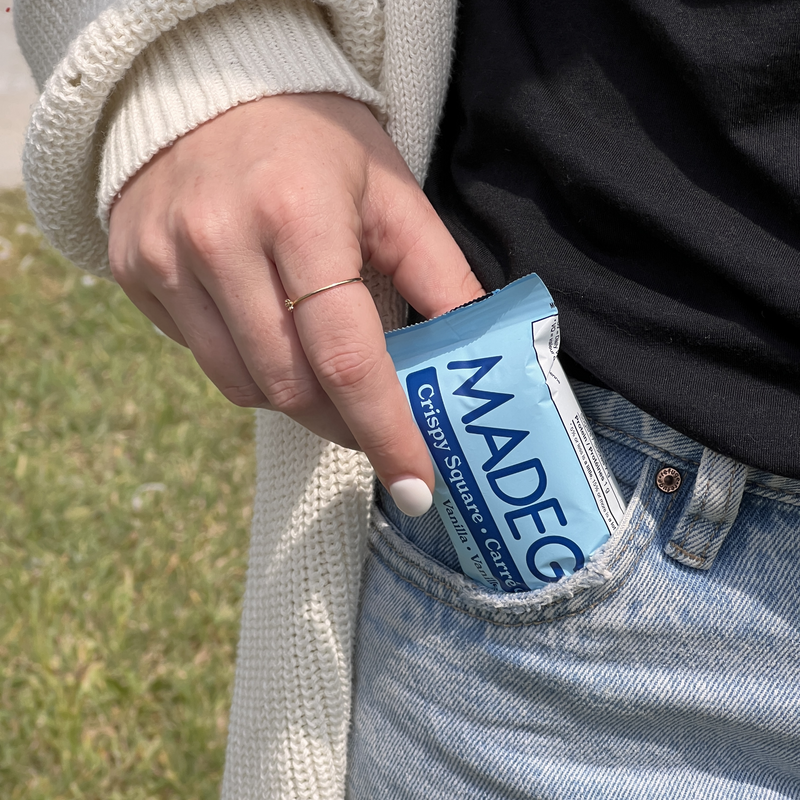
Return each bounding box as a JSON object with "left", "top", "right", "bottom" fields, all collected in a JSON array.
[{"left": 664, "top": 448, "right": 749, "bottom": 570}]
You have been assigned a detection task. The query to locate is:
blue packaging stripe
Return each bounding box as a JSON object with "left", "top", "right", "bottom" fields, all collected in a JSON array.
[{"left": 406, "top": 367, "right": 530, "bottom": 592}]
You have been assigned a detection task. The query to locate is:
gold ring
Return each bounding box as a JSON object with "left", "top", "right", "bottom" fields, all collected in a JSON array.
[{"left": 284, "top": 277, "right": 364, "bottom": 312}]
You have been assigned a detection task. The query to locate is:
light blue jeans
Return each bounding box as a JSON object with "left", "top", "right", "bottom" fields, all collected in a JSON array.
[{"left": 348, "top": 382, "right": 800, "bottom": 799}]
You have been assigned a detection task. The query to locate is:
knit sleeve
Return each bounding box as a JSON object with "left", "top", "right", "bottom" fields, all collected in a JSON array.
[
  {"left": 19, "top": 0, "right": 386, "bottom": 277},
  {"left": 99, "top": 0, "right": 386, "bottom": 235}
]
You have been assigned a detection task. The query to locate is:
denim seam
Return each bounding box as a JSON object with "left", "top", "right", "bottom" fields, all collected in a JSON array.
[
  {"left": 676, "top": 454, "right": 716, "bottom": 551},
  {"left": 589, "top": 419, "right": 702, "bottom": 468},
  {"left": 672, "top": 458, "right": 741, "bottom": 565},
  {"left": 368, "top": 539, "right": 622, "bottom": 627},
  {"left": 667, "top": 542, "right": 707, "bottom": 565},
  {"left": 745, "top": 482, "right": 800, "bottom": 506},
  {"left": 591, "top": 417, "right": 800, "bottom": 506},
  {"left": 372, "top": 465, "right": 656, "bottom": 597},
  {"left": 369, "top": 520, "right": 639, "bottom": 628},
  {"left": 370, "top": 483, "right": 678, "bottom": 627},
  {"left": 698, "top": 464, "right": 739, "bottom": 561},
  {"left": 607, "top": 486, "right": 677, "bottom": 572}
]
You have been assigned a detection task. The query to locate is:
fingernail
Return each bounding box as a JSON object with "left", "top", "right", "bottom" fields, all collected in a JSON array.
[{"left": 389, "top": 477, "right": 433, "bottom": 517}]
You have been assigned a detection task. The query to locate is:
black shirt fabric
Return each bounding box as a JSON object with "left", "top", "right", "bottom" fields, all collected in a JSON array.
[{"left": 423, "top": 0, "right": 800, "bottom": 478}]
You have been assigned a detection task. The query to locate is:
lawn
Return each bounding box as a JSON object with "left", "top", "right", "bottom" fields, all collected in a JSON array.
[{"left": 0, "top": 188, "right": 255, "bottom": 800}]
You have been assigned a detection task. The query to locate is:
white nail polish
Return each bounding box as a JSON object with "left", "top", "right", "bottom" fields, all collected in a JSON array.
[{"left": 389, "top": 478, "right": 433, "bottom": 517}]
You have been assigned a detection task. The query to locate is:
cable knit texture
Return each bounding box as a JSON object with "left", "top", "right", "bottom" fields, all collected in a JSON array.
[{"left": 16, "top": 1, "right": 457, "bottom": 798}]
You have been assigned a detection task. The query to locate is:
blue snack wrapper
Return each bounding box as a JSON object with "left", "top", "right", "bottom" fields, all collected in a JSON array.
[{"left": 386, "top": 273, "right": 626, "bottom": 593}]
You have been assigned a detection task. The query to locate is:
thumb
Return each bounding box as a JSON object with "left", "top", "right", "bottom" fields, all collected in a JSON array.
[{"left": 365, "top": 182, "right": 486, "bottom": 319}]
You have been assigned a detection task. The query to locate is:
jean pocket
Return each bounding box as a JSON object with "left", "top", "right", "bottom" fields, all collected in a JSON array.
[{"left": 369, "top": 456, "right": 681, "bottom": 626}]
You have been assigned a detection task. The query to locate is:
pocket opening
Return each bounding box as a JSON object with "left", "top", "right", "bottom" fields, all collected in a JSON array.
[{"left": 368, "top": 457, "right": 674, "bottom": 625}]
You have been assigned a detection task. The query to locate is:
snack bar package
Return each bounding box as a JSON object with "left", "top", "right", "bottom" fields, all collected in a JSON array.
[{"left": 386, "top": 273, "right": 626, "bottom": 593}]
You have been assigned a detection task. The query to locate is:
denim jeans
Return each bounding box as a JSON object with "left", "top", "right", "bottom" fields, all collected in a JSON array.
[{"left": 348, "top": 382, "right": 800, "bottom": 799}]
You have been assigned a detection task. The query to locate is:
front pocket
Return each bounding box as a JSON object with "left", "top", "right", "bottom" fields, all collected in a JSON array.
[{"left": 369, "top": 456, "right": 681, "bottom": 626}]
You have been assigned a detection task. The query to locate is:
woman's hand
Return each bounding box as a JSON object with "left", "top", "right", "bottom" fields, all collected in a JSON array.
[{"left": 108, "top": 93, "right": 484, "bottom": 514}]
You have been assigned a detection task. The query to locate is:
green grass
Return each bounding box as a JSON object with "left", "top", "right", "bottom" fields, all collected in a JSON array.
[{"left": 0, "top": 189, "right": 255, "bottom": 799}]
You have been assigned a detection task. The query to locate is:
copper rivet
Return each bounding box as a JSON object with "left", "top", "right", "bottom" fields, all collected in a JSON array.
[{"left": 655, "top": 467, "right": 681, "bottom": 493}]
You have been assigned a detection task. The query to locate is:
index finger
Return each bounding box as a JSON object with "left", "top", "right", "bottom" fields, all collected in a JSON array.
[
  {"left": 293, "top": 273, "right": 436, "bottom": 515},
  {"left": 272, "top": 210, "right": 436, "bottom": 515}
]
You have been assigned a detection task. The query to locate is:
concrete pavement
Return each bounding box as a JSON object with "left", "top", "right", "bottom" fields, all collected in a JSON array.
[{"left": 1, "top": 9, "right": 39, "bottom": 188}]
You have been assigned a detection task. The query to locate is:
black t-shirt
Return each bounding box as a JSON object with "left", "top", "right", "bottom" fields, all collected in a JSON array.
[{"left": 423, "top": 0, "right": 800, "bottom": 478}]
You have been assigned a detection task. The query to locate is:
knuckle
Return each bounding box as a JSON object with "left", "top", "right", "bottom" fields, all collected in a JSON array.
[
  {"left": 256, "top": 177, "right": 341, "bottom": 250},
  {"left": 263, "top": 198, "right": 316, "bottom": 249},
  {"left": 363, "top": 426, "right": 408, "bottom": 463},
  {"left": 108, "top": 244, "right": 128, "bottom": 285},
  {"left": 219, "top": 381, "right": 268, "bottom": 409},
  {"left": 314, "top": 344, "right": 378, "bottom": 393},
  {"left": 259, "top": 181, "right": 307, "bottom": 224},
  {"left": 177, "top": 202, "right": 236, "bottom": 261},
  {"left": 136, "top": 236, "right": 175, "bottom": 278},
  {"left": 109, "top": 231, "right": 176, "bottom": 290},
  {"left": 263, "top": 374, "right": 319, "bottom": 417}
]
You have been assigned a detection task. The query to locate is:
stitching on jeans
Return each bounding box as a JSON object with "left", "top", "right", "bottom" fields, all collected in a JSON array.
[
  {"left": 368, "top": 539, "right": 636, "bottom": 627},
  {"left": 590, "top": 420, "right": 701, "bottom": 467},
  {"left": 698, "top": 464, "right": 740, "bottom": 560},
  {"left": 374, "top": 483, "right": 650, "bottom": 612},
  {"left": 608, "top": 491, "right": 675, "bottom": 568},
  {"left": 672, "top": 460, "right": 741, "bottom": 563},
  {"left": 369, "top": 526, "right": 624, "bottom": 623},
  {"left": 604, "top": 483, "right": 655, "bottom": 573},
  {"left": 746, "top": 480, "right": 800, "bottom": 501},
  {"left": 371, "top": 481, "right": 678, "bottom": 627},
  {"left": 370, "top": 507, "right": 648, "bottom": 628},
  {"left": 667, "top": 542, "right": 706, "bottom": 565},
  {"left": 372, "top": 466, "right": 662, "bottom": 610},
  {"left": 677, "top": 452, "right": 716, "bottom": 550},
  {"left": 590, "top": 417, "right": 800, "bottom": 503}
]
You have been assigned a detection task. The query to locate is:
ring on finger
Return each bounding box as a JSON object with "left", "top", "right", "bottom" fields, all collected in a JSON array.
[{"left": 285, "top": 277, "right": 364, "bottom": 312}]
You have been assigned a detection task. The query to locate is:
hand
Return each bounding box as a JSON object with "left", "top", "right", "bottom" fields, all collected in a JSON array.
[{"left": 108, "top": 93, "right": 484, "bottom": 515}]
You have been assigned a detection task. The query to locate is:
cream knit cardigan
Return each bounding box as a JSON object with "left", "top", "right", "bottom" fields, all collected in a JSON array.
[{"left": 16, "top": 0, "right": 457, "bottom": 797}]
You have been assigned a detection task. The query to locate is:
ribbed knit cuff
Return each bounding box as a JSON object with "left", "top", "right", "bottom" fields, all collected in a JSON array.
[{"left": 99, "top": 0, "right": 386, "bottom": 229}]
